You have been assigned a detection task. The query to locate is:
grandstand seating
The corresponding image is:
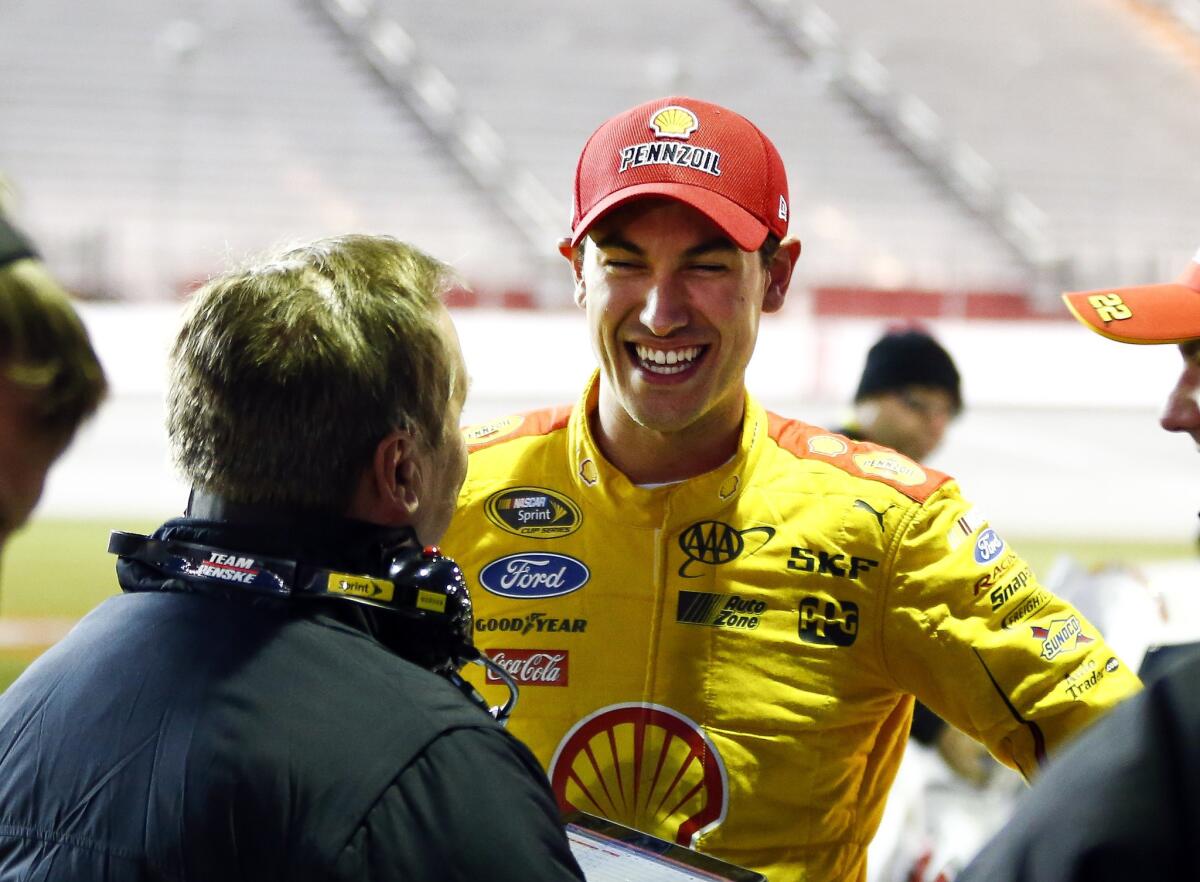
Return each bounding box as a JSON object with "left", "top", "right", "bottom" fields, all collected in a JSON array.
[{"left": 1, "top": 0, "right": 1197, "bottom": 306}]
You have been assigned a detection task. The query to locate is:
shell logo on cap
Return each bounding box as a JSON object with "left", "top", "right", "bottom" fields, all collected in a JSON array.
[
  {"left": 549, "top": 702, "right": 729, "bottom": 847},
  {"left": 649, "top": 106, "right": 699, "bottom": 140}
]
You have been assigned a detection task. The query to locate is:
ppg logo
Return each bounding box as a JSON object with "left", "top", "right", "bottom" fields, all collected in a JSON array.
[
  {"left": 974, "top": 528, "right": 1005, "bottom": 565},
  {"left": 797, "top": 596, "right": 859, "bottom": 647}
]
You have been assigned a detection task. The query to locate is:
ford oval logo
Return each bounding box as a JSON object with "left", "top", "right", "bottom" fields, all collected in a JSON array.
[
  {"left": 479, "top": 553, "right": 590, "bottom": 599},
  {"left": 974, "top": 528, "right": 1005, "bottom": 565}
]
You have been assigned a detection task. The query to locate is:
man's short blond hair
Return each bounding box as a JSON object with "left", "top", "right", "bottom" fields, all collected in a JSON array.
[
  {"left": 0, "top": 258, "right": 107, "bottom": 441},
  {"left": 168, "top": 234, "right": 458, "bottom": 512}
]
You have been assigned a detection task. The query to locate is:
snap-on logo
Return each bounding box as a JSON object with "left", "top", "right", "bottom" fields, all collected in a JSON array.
[
  {"left": 478, "top": 553, "right": 590, "bottom": 599},
  {"left": 974, "top": 528, "right": 1006, "bottom": 565}
]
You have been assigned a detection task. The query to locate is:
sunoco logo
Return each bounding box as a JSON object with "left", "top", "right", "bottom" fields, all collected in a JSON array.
[
  {"left": 479, "top": 553, "right": 590, "bottom": 599},
  {"left": 677, "top": 520, "right": 774, "bottom": 578},
  {"left": 1032, "top": 616, "right": 1094, "bottom": 660},
  {"left": 484, "top": 486, "right": 582, "bottom": 539},
  {"left": 549, "top": 703, "right": 729, "bottom": 847}
]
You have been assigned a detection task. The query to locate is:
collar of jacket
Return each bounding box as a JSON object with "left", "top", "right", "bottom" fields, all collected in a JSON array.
[
  {"left": 564, "top": 370, "right": 768, "bottom": 528},
  {"left": 131, "top": 489, "right": 419, "bottom": 584}
]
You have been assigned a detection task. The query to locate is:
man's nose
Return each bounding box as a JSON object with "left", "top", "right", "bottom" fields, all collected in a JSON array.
[
  {"left": 1160, "top": 370, "right": 1200, "bottom": 435},
  {"left": 639, "top": 278, "right": 688, "bottom": 337}
]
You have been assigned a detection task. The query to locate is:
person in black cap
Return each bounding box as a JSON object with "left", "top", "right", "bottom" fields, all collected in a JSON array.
[
  {"left": 0, "top": 211, "right": 106, "bottom": 554},
  {"left": 840, "top": 327, "right": 962, "bottom": 463}
]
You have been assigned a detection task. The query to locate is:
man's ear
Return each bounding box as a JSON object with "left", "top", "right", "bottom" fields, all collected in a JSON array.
[
  {"left": 763, "top": 237, "right": 802, "bottom": 315},
  {"left": 558, "top": 237, "right": 587, "bottom": 308},
  {"left": 346, "top": 429, "right": 422, "bottom": 525}
]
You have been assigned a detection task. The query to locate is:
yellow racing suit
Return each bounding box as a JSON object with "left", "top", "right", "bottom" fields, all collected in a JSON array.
[{"left": 442, "top": 374, "right": 1141, "bottom": 882}]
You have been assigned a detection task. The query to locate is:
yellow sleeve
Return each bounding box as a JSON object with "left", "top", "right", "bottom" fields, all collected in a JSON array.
[{"left": 879, "top": 481, "right": 1143, "bottom": 779}]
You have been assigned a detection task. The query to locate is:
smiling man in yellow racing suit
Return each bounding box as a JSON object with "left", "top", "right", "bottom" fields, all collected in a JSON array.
[{"left": 441, "top": 96, "right": 1141, "bottom": 882}]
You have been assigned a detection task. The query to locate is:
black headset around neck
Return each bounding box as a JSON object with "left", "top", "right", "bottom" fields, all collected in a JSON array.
[{"left": 109, "top": 528, "right": 519, "bottom": 725}]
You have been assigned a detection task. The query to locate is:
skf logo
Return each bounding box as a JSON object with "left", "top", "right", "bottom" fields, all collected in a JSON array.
[
  {"left": 549, "top": 703, "right": 728, "bottom": 847},
  {"left": 676, "top": 591, "right": 766, "bottom": 630},
  {"left": 677, "top": 520, "right": 774, "bottom": 578},
  {"left": 649, "top": 106, "right": 699, "bottom": 139},
  {"left": 485, "top": 486, "right": 582, "bottom": 539},
  {"left": 798, "top": 596, "right": 859, "bottom": 647},
  {"left": 1032, "top": 616, "right": 1094, "bottom": 660},
  {"left": 788, "top": 547, "right": 878, "bottom": 580},
  {"left": 326, "top": 572, "right": 395, "bottom": 603}
]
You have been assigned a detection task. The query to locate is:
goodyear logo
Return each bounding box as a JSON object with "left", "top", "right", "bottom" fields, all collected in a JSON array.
[
  {"left": 326, "top": 573, "right": 394, "bottom": 602},
  {"left": 1032, "top": 616, "right": 1094, "bottom": 660},
  {"left": 852, "top": 452, "right": 926, "bottom": 486},
  {"left": 798, "top": 596, "right": 859, "bottom": 647},
  {"left": 676, "top": 591, "right": 766, "bottom": 630},
  {"left": 677, "top": 520, "right": 774, "bottom": 578},
  {"left": 485, "top": 486, "right": 582, "bottom": 539}
]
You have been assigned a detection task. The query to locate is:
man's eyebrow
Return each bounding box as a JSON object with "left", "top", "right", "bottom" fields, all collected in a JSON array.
[
  {"left": 593, "top": 234, "right": 642, "bottom": 254},
  {"left": 684, "top": 237, "right": 738, "bottom": 257},
  {"left": 591, "top": 235, "right": 737, "bottom": 256}
]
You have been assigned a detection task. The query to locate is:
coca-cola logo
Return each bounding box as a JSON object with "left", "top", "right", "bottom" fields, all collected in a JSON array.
[
  {"left": 479, "top": 553, "right": 590, "bottom": 599},
  {"left": 484, "top": 649, "right": 569, "bottom": 686}
]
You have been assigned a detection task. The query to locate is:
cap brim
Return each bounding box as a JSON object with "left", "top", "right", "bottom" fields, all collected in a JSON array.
[
  {"left": 1063, "top": 278, "right": 1200, "bottom": 345},
  {"left": 571, "top": 182, "right": 769, "bottom": 252}
]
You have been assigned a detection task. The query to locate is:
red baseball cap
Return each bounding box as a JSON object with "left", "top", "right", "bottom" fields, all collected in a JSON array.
[
  {"left": 1062, "top": 248, "right": 1200, "bottom": 344},
  {"left": 569, "top": 96, "right": 790, "bottom": 252}
]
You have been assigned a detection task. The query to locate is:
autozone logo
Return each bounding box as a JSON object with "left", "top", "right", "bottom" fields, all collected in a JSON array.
[
  {"left": 484, "top": 649, "right": 568, "bottom": 686},
  {"left": 676, "top": 591, "right": 766, "bottom": 630}
]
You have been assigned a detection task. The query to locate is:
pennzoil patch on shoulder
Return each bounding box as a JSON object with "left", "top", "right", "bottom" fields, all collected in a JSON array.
[
  {"left": 485, "top": 486, "right": 583, "bottom": 538},
  {"left": 462, "top": 415, "right": 524, "bottom": 445},
  {"left": 852, "top": 452, "right": 926, "bottom": 487},
  {"left": 326, "top": 573, "right": 394, "bottom": 603}
]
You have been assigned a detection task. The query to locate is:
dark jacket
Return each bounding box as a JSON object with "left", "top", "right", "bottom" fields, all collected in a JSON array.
[
  {"left": 958, "top": 646, "right": 1200, "bottom": 881},
  {"left": 0, "top": 514, "right": 585, "bottom": 882}
]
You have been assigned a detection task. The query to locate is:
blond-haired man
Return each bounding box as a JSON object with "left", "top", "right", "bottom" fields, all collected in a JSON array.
[{"left": 0, "top": 235, "right": 584, "bottom": 882}]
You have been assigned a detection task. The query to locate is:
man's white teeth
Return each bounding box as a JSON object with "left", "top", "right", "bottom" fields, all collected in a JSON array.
[{"left": 634, "top": 345, "right": 702, "bottom": 374}]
